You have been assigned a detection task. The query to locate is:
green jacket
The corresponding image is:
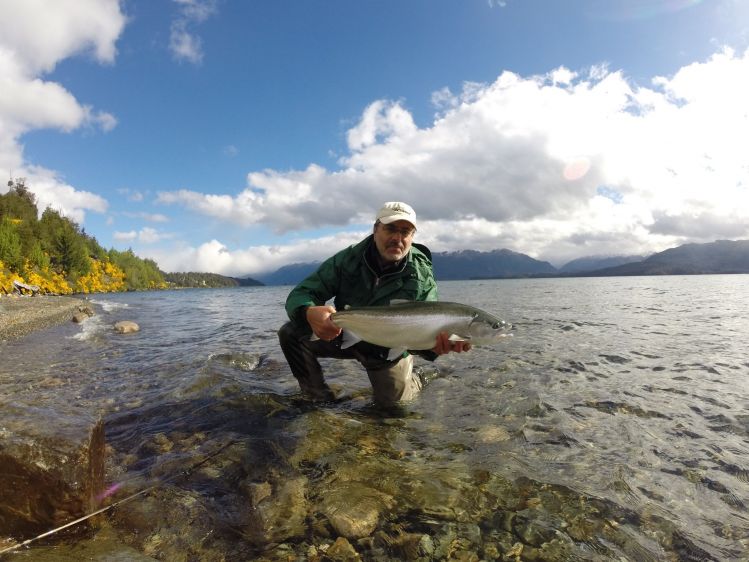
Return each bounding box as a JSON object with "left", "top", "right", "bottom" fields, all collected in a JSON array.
[{"left": 285, "top": 234, "right": 439, "bottom": 334}]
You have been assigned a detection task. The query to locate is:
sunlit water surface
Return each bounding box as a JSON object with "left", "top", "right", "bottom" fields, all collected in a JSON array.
[{"left": 1, "top": 276, "right": 748, "bottom": 560}]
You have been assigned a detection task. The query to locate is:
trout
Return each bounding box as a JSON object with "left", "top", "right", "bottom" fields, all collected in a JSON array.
[{"left": 329, "top": 300, "right": 512, "bottom": 360}]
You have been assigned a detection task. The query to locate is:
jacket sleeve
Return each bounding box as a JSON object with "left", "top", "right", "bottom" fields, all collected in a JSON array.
[{"left": 285, "top": 254, "right": 342, "bottom": 330}]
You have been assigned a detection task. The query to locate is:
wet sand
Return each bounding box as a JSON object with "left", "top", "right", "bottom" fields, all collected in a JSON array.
[{"left": 0, "top": 295, "right": 89, "bottom": 341}]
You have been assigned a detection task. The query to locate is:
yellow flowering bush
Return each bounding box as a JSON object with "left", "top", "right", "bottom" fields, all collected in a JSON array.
[
  {"left": 23, "top": 262, "right": 73, "bottom": 295},
  {"left": 75, "top": 258, "right": 126, "bottom": 294},
  {"left": 148, "top": 279, "right": 168, "bottom": 290},
  {"left": 0, "top": 259, "right": 15, "bottom": 293}
]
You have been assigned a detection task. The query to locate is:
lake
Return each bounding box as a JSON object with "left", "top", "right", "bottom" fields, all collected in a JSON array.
[{"left": 1, "top": 275, "right": 748, "bottom": 560}]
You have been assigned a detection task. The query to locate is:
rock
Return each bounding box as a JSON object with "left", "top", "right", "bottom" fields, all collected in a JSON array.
[
  {"left": 323, "top": 537, "right": 361, "bottom": 561},
  {"left": 114, "top": 321, "right": 140, "bottom": 334},
  {"left": 245, "top": 476, "right": 308, "bottom": 545},
  {"left": 320, "top": 484, "right": 393, "bottom": 539},
  {"left": 513, "top": 510, "right": 560, "bottom": 547},
  {"left": 112, "top": 487, "right": 224, "bottom": 561},
  {"left": 72, "top": 312, "right": 89, "bottom": 323},
  {"left": 0, "top": 419, "right": 105, "bottom": 538}
]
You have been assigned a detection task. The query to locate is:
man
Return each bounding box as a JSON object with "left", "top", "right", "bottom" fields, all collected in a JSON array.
[{"left": 278, "top": 202, "right": 470, "bottom": 406}]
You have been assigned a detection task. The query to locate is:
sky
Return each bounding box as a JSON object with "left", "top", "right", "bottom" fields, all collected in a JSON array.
[{"left": 1, "top": 0, "right": 748, "bottom": 276}]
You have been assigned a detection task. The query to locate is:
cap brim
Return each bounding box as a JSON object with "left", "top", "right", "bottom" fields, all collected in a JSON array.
[{"left": 379, "top": 214, "right": 416, "bottom": 227}]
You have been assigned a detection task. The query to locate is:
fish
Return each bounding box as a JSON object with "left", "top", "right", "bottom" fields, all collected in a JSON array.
[{"left": 329, "top": 300, "right": 512, "bottom": 360}]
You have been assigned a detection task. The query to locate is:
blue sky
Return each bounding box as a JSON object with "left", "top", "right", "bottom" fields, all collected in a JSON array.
[{"left": 1, "top": 0, "right": 748, "bottom": 275}]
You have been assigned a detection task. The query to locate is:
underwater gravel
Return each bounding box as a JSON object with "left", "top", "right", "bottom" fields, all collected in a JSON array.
[{"left": 0, "top": 295, "right": 89, "bottom": 341}]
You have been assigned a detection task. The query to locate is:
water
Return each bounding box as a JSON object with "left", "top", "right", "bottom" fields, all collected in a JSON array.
[{"left": 1, "top": 276, "right": 748, "bottom": 560}]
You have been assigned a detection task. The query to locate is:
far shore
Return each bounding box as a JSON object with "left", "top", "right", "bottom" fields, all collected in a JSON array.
[{"left": 0, "top": 294, "right": 90, "bottom": 341}]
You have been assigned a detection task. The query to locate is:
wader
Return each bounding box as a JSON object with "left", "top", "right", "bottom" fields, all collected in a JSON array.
[{"left": 278, "top": 322, "right": 422, "bottom": 406}]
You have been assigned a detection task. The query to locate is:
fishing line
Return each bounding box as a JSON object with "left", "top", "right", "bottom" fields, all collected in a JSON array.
[{"left": 0, "top": 440, "right": 235, "bottom": 557}]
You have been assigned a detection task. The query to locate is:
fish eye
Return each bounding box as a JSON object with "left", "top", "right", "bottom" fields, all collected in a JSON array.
[{"left": 492, "top": 322, "right": 501, "bottom": 329}]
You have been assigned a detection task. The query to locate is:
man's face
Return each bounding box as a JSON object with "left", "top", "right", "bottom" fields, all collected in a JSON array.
[{"left": 373, "top": 220, "right": 415, "bottom": 263}]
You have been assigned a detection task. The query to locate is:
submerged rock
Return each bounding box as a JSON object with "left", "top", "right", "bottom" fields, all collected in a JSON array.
[
  {"left": 320, "top": 484, "right": 394, "bottom": 539},
  {"left": 0, "top": 418, "right": 105, "bottom": 538},
  {"left": 244, "top": 476, "right": 309, "bottom": 545},
  {"left": 323, "top": 536, "right": 361, "bottom": 561}
]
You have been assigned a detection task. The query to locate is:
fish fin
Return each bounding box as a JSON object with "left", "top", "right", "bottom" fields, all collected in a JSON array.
[
  {"left": 448, "top": 334, "right": 467, "bottom": 342},
  {"left": 387, "top": 347, "right": 408, "bottom": 361},
  {"left": 340, "top": 330, "right": 362, "bottom": 349}
]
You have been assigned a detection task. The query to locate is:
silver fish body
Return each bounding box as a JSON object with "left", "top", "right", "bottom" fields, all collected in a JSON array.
[{"left": 330, "top": 301, "right": 512, "bottom": 360}]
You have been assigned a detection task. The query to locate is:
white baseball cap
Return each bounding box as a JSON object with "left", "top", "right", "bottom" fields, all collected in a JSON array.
[{"left": 375, "top": 202, "right": 417, "bottom": 228}]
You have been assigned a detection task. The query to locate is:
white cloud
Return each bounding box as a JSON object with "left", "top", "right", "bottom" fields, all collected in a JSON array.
[
  {"left": 169, "top": 0, "right": 217, "bottom": 64},
  {"left": 114, "top": 227, "right": 172, "bottom": 244},
  {"left": 22, "top": 166, "right": 109, "bottom": 224},
  {"left": 157, "top": 46, "right": 749, "bottom": 265},
  {"left": 118, "top": 189, "right": 145, "bottom": 202},
  {"left": 143, "top": 232, "right": 367, "bottom": 276},
  {"left": 114, "top": 230, "right": 137, "bottom": 242},
  {"left": 0, "top": 0, "right": 125, "bottom": 74},
  {"left": 0, "top": 0, "right": 125, "bottom": 222},
  {"left": 122, "top": 211, "right": 170, "bottom": 223},
  {"left": 138, "top": 227, "right": 169, "bottom": 244},
  {"left": 346, "top": 100, "right": 418, "bottom": 152}
]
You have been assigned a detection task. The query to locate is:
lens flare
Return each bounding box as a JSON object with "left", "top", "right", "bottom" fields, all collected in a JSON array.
[
  {"left": 563, "top": 157, "right": 591, "bottom": 181},
  {"left": 95, "top": 482, "right": 122, "bottom": 503}
]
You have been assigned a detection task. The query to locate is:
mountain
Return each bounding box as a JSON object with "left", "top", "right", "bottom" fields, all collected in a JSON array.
[
  {"left": 432, "top": 249, "right": 556, "bottom": 280},
  {"left": 582, "top": 240, "right": 749, "bottom": 276},
  {"left": 258, "top": 249, "right": 556, "bottom": 285},
  {"left": 559, "top": 255, "right": 647, "bottom": 274},
  {"left": 255, "top": 262, "right": 321, "bottom": 286},
  {"left": 256, "top": 240, "right": 749, "bottom": 286}
]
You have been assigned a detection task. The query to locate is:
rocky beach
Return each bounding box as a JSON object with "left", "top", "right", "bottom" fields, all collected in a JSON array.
[{"left": 0, "top": 295, "right": 91, "bottom": 341}]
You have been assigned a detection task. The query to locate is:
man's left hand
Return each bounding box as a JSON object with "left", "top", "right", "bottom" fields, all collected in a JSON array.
[{"left": 432, "top": 332, "right": 472, "bottom": 356}]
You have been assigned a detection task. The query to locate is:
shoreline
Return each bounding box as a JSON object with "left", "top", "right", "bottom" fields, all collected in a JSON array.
[{"left": 0, "top": 295, "right": 90, "bottom": 341}]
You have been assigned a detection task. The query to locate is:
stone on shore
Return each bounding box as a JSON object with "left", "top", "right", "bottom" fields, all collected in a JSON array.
[
  {"left": 114, "top": 321, "right": 140, "bottom": 334},
  {"left": 72, "top": 306, "right": 95, "bottom": 323}
]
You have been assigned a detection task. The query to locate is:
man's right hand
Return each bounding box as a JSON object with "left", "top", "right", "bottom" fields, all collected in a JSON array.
[{"left": 306, "top": 305, "right": 342, "bottom": 341}]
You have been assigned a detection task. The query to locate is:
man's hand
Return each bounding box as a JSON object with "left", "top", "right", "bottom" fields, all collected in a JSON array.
[
  {"left": 306, "top": 305, "right": 342, "bottom": 341},
  {"left": 432, "top": 332, "right": 472, "bottom": 356}
]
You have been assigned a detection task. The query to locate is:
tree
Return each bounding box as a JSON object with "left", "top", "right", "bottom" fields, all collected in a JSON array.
[
  {"left": 0, "top": 217, "right": 23, "bottom": 272},
  {"left": 2, "top": 180, "right": 166, "bottom": 293},
  {"left": 53, "top": 226, "right": 90, "bottom": 278}
]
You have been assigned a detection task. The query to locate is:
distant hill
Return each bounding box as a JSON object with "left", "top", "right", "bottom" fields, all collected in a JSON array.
[
  {"left": 432, "top": 249, "right": 556, "bottom": 280},
  {"left": 255, "top": 262, "right": 320, "bottom": 286},
  {"left": 255, "top": 239, "right": 749, "bottom": 286},
  {"left": 582, "top": 240, "right": 749, "bottom": 276},
  {"left": 258, "top": 249, "right": 556, "bottom": 285},
  {"left": 559, "top": 255, "right": 647, "bottom": 274},
  {"left": 164, "top": 271, "right": 263, "bottom": 288}
]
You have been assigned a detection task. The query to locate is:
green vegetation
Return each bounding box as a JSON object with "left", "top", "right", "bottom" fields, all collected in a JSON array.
[
  {"left": 163, "top": 272, "right": 263, "bottom": 288},
  {"left": 0, "top": 178, "right": 165, "bottom": 294}
]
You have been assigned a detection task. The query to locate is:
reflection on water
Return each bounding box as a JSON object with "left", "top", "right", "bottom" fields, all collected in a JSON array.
[{"left": 1, "top": 277, "right": 748, "bottom": 560}]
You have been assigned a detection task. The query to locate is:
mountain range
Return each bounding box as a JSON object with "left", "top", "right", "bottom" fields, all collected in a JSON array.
[{"left": 250, "top": 239, "right": 749, "bottom": 286}]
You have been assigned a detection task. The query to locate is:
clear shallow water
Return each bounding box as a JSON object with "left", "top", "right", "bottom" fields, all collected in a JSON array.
[{"left": 1, "top": 276, "right": 748, "bottom": 560}]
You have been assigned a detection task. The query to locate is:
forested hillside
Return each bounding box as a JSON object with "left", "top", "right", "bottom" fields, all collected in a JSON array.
[
  {"left": 163, "top": 272, "right": 263, "bottom": 288},
  {"left": 0, "top": 179, "right": 166, "bottom": 294}
]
